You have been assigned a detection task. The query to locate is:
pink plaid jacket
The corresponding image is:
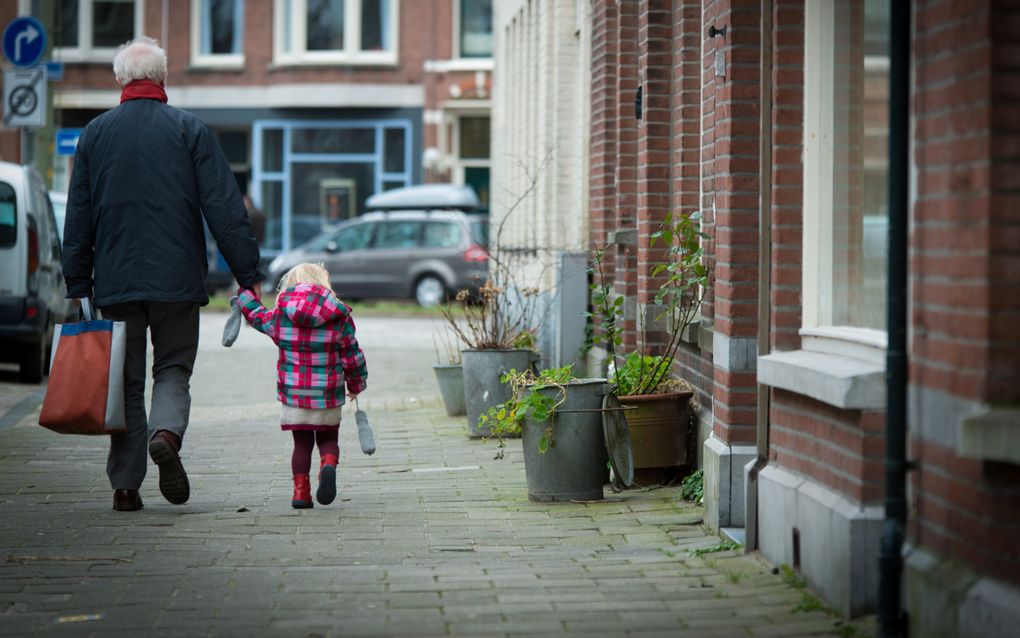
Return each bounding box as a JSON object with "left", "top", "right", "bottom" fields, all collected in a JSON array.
[{"left": 238, "top": 284, "right": 367, "bottom": 409}]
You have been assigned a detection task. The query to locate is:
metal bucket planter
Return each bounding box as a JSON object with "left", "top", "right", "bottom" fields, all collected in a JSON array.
[
  {"left": 521, "top": 379, "right": 609, "bottom": 502},
  {"left": 616, "top": 391, "right": 694, "bottom": 486},
  {"left": 461, "top": 349, "right": 535, "bottom": 438},
  {"left": 433, "top": 364, "right": 465, "bottom": 416}
]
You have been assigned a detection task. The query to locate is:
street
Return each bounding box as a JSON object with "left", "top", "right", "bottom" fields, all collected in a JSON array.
[{"left": 0, "top": 313, "right": 866, "bottom": 637}]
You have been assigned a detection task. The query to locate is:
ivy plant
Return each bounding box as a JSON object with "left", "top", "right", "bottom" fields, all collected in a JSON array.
[{"left": 479, "top": 365, "right": 575, "bottom": 453}]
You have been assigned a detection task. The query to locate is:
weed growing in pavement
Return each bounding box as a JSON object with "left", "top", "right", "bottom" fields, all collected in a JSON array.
[
  {"left": 689, "top": 540, "right": 743, "bottom": 557},
  {"left": 723, "top": 569, "right": 744, "bottom": 584},
  {"left": 778, "top": 565, "right": 869, "bottom": 636}
]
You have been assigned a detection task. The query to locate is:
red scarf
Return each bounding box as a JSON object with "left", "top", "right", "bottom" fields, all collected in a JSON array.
[{"left": 120, "top": 79, "right": 168, "bottom": 104}]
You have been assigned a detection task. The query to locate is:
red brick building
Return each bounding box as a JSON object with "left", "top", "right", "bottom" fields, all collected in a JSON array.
[
  {"left": 586, "top": 0, "right": 1019, "bottom": 632},
  {"left": 0, "top": 0, "right": 492, "bottom": 255}
]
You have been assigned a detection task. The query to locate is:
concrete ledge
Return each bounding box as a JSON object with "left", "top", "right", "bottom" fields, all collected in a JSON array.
[
  {"left": 704, "top": 435, "right": 757, "bottom": 530},
  {"left": 758, "top": 349, "right": 885, "bottom": 410},
  {"left": 905, "top": 545, "right": 1020, "bottom": 638},
  {"left": 756, "top": 464, "right": 882, "bottom": 616},
  {"left": 959, "top": 407, "right": 1020, "bottom": 465}
]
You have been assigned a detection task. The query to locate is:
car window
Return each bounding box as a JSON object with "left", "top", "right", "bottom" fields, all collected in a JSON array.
[
  {"left": 0, "top": 182, "right": 15, "bottom": 248},
  {"left": 334, "top": 222, "right": 374, "bottom": 251},
  {"left": 422, "top": 222, "right": 461, "bottom": 248},
  {"left": 469, "top": 218, "right": 489, "bottom": 248},
  {"left": 373, "top": 221, "right": 421, "bottom": 248}
]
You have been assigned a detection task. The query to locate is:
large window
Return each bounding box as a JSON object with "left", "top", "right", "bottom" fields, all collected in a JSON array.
[
  {"left": 457, "top": 0, "right": 492, "bottom": 58},
  {"left": 274, "top": 0, "right": 398, "bottom": 65},
  {"left": 191, "top": 0, "right": 244, "bottom": 67},
  {"left": 803, "top": 0, "right": 889, "bottom": 348},
  {"left": 31, "top": 0, "right": 143, "bottom": 62},
  {"left": 252, "top": 120, "right": 412, "bottom": 253}
]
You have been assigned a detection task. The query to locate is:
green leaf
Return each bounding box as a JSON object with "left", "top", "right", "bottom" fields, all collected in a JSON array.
[{"left": 538, "top": 435, "right": 550, "bottom": 454}]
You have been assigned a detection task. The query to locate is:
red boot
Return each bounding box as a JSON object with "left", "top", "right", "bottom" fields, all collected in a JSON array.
[
  {"left": 292, "top": 474, "right": 313, "bottom": 509},
  {"left": 317, "top": 454, "right": 338, "bottom": 505}
]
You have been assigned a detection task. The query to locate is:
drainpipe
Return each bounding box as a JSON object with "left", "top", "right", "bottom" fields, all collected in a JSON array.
[
  {"left": 878, "top": 1, "right": 910, "bottom": 636},
  {"left": 747, "top": 0, "right": 773, "bottom": 553}
]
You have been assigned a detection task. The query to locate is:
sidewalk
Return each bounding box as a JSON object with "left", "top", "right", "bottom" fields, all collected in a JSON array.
[{"left": 0, "top": 315, "right": 870, "bottom": 637}]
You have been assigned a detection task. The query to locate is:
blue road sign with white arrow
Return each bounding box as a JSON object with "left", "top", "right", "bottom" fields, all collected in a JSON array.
[{"left": 2, "top": 17, "right": 47, "bottom": 68}]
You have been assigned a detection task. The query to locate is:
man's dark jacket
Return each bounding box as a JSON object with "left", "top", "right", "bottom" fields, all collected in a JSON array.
[{"left": 62, "top": 98, "right": 263, "bottom": 306}]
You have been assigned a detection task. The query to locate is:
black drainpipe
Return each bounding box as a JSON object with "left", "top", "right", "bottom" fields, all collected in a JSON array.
[{"left": 878, "top": 1, "right": 910, "bottom": 636}]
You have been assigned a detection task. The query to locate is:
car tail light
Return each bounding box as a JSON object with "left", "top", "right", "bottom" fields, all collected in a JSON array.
[
  {"left": 27, "top": 225, "right": 39, "bottom": 275},
  {"left": 463, "top": 245, "right": 488, "bottom": 262},
  {"left": 25, "top": 305, "right": 37, "bottom": 319}
]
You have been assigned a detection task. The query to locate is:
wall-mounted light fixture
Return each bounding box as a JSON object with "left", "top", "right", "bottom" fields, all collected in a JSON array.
[{"left": 708, "top": 24, "right": 727, "bottom": 38}]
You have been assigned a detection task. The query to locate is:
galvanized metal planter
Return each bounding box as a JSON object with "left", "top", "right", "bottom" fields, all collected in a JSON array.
[
  {"left": 521, "top": 379, "right": 610, "bottom": 502},
  {"left": 433, "top": 364, "right": 465, "bottom": 416},
  {"left": 616, "top": 390, "right": 695, "bottom": 486},
  {"left": 461, "top": 349, "right": 535, "bottom": 438}
]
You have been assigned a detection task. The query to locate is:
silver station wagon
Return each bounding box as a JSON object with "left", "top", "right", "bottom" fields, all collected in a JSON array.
[{"left": 267, "top": 184, "right": 489, "bottom": 307}]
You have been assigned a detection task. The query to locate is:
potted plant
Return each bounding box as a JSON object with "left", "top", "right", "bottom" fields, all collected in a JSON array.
[
  {"left": 590, "top": 211, "right": 707, "bottom": 484},
  {"left": 481, "top": 365, "right": 610, "bottom": 502},
  {"left": 440, "top": 278, "right": 541, "bottom": 438},
  {"left": 432, "top": 325, "right": 465, "bottom": 416}
]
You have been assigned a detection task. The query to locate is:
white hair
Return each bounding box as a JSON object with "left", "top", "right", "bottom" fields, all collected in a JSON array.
[{"left": 112, "top": 36, "right": 167, "bottom": 85}]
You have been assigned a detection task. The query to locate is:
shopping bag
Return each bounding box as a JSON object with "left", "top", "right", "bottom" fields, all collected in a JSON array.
[{"left": 39, "top": 299, "right": 127, "bottom": 435}]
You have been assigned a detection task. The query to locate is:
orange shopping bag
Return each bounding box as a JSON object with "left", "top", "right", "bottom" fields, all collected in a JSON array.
[{"left": 39, "top": 299, "right": 126, "bottom": 435}]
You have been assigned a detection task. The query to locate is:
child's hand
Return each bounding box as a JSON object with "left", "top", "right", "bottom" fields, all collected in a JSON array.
[{"left": 346, "top": 391, "right": 359, "bottom": 401}]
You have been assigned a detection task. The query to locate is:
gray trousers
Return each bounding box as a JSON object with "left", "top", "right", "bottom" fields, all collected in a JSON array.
[{"left": 99, "top": 301, "right": 199, "bottom": 490}]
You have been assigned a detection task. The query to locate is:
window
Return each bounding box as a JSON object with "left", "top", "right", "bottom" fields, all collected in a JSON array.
[
  {"left": 422, "top": 222, "right": 461, "bottom": 249},
  {"left": 457, "top": 0, "right": 492, "bottom": 58},
  {"left": 31, "top": 0, "right": 144, "bottom": 62},
  {"left": 0, "top": 183, "right": 16, "bottom": 248},
  {"left": 274, "top": 0, "right": 398, "bottom": 65},
  {"left": 191, "top": 0, "right": 244, "bottom": 67},
  {"left": 802, "top": 0, "right": 889, "bottom": 350},
  {"left": 373, "top": 221, "right": 420, "bottom": 248}
]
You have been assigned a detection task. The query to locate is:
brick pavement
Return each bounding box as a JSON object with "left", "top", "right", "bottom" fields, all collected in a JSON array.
[{"left": 0, "top": 314, "right": 871, "bottom": 637}]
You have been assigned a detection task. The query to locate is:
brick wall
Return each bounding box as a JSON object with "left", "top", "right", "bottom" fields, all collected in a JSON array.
[
  {"left": 769, "top": 0, "right": 804, "bottom": 352},
  {"left": 702, "top": 0, "right": 761, "bottom": 446},
  {"left": 55, "top": 0, "right": 432, "bottom": 92},
  {"left": 909, "top": 0, "right": 1020, "bottom": 587}
]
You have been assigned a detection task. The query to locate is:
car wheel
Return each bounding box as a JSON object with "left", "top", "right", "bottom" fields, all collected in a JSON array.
[{"left": 414, "top": 275, "right": 447, "bottom": 308}]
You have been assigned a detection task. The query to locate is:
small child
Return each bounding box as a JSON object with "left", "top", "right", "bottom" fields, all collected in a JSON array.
[{"left": 237, "top": 263, "right": 367, "bottom": 509}]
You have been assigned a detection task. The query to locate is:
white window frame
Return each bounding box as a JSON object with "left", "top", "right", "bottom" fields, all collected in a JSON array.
[
  {"left": 190, "top": 0, "right": 245, "bottom": 69},
  {"left": 452, "top": 0, "right": 492, "bottom": 61},
  {"left": 273, "top": 0, "right": 399, "bottom": 67},
  {"left": 21, "top": 0, "right": 145, "bottom": 63},
  {"left": 801, "top": 0, "right": 887, "bottom": 366}
]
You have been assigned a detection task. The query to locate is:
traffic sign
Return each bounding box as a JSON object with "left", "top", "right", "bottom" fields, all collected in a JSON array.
[
  {"left": 56, "top": 129, "right": 82, "bottom": 156},
  {"left": 2, "top": 68, "right": 47, "bottom": 128},
  {"left": 2, "top": 17, "right": 47, "bottom": 68}
]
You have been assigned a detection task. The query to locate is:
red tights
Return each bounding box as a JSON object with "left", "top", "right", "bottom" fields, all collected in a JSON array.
[{"left": 291, "top": 430, "right": 340, "bottom": 474}]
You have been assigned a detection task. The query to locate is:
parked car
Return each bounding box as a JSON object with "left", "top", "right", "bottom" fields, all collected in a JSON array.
[
  {"left": 0, "top": 162, "right": 72, "bottom": 383},
  {"left": 266, "top": 184, "right": 489, "bottom": 307}
]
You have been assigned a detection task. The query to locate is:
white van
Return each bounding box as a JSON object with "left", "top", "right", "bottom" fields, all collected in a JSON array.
[{"left": 0, "top": 161, "right": 70, "bottom": 383}]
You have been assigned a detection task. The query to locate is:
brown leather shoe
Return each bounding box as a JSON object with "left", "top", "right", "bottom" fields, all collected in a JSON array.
[
  {"left": 113, "top": 489, "right": 143, "bottom": 511},
  {"left": 148, "top": 430, "right": 190, "bottom": 505}
]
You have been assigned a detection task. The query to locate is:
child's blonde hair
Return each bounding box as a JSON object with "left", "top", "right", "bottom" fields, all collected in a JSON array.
[{"left": 278, "top": 262, "right": 333, "bottom": 292}]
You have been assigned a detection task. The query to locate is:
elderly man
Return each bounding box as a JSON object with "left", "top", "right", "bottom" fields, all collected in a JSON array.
[{"left": 62, "top": 37, "right": 263, "bottom": 511}]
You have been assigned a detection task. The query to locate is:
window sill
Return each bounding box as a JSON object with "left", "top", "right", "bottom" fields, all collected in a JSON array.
[
  {"left": 758, "top": 349, "right": 885, "bottom": 410},
  {"left": 269, "top": 58, "right": 398, "bottom": 70},
  {"left": 960, "top": 407, "right": 1020, "bottom": 466},
  {"left": 186, "top": 63, "right": 246, "bottom": 73},
  {"left": 424, "top": 58, "right": 495, "bottom": 73}
]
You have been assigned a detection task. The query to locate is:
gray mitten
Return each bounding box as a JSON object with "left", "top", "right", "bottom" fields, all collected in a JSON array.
[
  {"left": 222, "top": 296, "right": 242, "bottom": 347},
  {"left": 354, "top": 399, "right": 376, "bottom": 455}
]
